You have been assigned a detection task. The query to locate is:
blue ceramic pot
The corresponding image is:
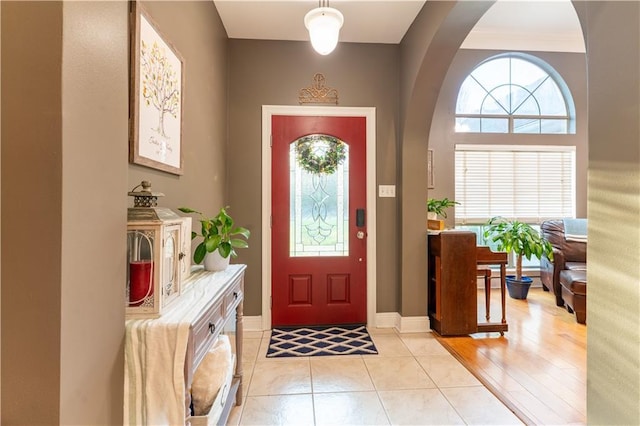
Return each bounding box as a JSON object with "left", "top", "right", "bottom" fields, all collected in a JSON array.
[{"left": 505, "top": 275, "right": 533, "bottom": 299}]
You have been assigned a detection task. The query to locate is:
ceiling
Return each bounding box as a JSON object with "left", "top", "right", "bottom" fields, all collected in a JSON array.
[{"left": 213, "top": 0, "right": 585, "bottom": 52}]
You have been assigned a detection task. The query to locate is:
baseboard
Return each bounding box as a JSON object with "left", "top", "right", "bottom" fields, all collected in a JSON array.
[
  {"left": 374, "top": 312, "right": 430, "bottom": 333},
  {"left": 398, "top": 315, "right": 430, "bottom": 333},
  {"left": 246, "top": 313, "right": 431, "bottom": 333},
  {"left": 374, "top": 312, "right": 401, "bottom": 329},
  {"left": 243, "top": 316, "right": 263, "bottom": 331}
]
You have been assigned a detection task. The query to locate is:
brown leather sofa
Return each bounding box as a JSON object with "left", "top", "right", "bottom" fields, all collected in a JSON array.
[
  {"left": 559, "top": 269, "right": 587, "bottom": 324},
  {"left": 540, "top": 220, "right": 587, "bottom": 321}
]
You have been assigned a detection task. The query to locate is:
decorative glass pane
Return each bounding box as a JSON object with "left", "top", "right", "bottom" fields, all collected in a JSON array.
[
  {"left": 127, "top": 229, "right": 155, "bottom": 307},
  {"left": 163, "top": 228, "right": 178, "bottom": 297},
  {"left": 289, "top": 135, "right": 349, "bottom": 257}
]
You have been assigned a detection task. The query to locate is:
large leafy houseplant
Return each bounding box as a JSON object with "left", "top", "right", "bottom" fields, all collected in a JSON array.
[
  {"left": 178, "top": 206, "right": 250, "bottom": 264},
  {"left": 483, "top": 217, "right": 553, "bottom": 281}
]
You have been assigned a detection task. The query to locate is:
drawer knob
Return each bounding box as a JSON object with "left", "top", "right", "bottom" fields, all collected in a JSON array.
[
  {"left": 233, "top": 292, "right": 239, "bottom": 300},
  {"left": 208, "top": 322, "right": 216, "bottom": 334}
]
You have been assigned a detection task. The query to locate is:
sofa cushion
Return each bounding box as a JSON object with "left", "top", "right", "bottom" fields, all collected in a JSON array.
[
  {"left": 559, "top": 269, "right": 587, "bottom": 296},
  {"left": 565, "top": 262, "right": 587, "bottom": 271}
]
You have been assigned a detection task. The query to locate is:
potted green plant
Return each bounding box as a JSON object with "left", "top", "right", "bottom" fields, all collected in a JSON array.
[
  {"left": 177, "top": 206, "right": 250, "bottom": 271},
  {"left": 483, "top": 216, "right": 553, "bottom": 299},
  {"left": 427, "top": 198, "right": 459, "bottom": 230},
  {"left": 427, "top": 197, "right": 459, "bottom": 219}
]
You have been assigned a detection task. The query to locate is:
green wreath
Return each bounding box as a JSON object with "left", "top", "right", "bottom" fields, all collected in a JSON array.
[{"left": 295, "top": 135, "right": 346, "bottom": 175}]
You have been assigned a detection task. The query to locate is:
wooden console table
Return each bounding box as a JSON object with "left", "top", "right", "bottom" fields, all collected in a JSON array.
[{"left": 124, "top": 264, "right": 246, "bottom": 426}]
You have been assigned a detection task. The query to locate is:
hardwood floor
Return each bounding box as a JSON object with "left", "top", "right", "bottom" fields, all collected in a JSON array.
[{"left": 435, "top": 287, "right": 586, "bottom": 426}]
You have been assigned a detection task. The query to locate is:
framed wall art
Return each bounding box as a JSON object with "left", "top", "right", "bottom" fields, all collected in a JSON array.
[
  {"left": 427, "top": 149, "right": 435, "bottom": 189},
  {"left": 130, "top": 2, "right": 184, "bottom": 175}
]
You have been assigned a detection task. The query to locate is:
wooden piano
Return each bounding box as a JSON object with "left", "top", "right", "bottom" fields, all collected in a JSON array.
[{"left": 427, "top": 231, "right": 508, "bottom": 336}]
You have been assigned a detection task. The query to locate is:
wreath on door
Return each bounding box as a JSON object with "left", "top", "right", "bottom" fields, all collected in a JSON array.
[{"left": 295, "top": 135, "right": 346, "bottom": 175}]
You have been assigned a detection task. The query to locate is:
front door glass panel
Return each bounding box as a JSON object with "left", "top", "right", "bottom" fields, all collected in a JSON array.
[{"left": 289, "top": 134, "right": 349, "bottom": 257}]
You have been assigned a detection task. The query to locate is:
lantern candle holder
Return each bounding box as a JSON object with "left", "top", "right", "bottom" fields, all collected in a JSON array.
[{"left": 126, "top": 181, "right": 191, "bottom": 318}]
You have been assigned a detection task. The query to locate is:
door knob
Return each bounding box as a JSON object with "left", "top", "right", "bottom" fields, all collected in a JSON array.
[{"left": 356, "top": 231, "right": 365, "bottom": 239}]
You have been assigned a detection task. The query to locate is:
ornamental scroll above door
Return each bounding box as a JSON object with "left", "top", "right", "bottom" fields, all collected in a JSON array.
[{"left": 298, "top": 73, "right": 339, "bottom": 105}]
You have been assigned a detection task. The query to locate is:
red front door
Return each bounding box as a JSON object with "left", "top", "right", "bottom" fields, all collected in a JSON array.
[{"left": 271, "top": 115, "right": 367, "bottom": 326}]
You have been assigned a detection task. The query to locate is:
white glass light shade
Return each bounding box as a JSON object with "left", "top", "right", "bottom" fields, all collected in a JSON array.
[{"left": 304, "top": 7, "right": 344, "bottom": 55}]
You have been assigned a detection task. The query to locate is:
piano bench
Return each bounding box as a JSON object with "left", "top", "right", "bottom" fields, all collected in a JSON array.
[{"left": 477, "top": 266, "right": 492, "bottom": 322}]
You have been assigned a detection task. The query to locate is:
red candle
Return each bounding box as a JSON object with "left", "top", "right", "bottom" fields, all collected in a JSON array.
[{"left": 129, "top": 260, "right": 153, "bottom": 306}]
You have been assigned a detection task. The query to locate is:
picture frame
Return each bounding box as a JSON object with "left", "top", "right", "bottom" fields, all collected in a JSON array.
[
  {"left": 427, "top": 149, "right": 435, "bottom": 189},
  {"left": 129, "top": 2, "right": 184, "bottom": 175}
]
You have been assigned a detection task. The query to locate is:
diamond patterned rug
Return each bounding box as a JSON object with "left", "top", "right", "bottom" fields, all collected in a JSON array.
[{"left": 266, "top": 325, "right": 378, "bottom": 358}]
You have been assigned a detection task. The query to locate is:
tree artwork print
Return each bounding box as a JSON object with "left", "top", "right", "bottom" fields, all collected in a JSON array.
[
  {"left": 130, "top": 7, "right": 183, "bottom": 175},
  {"left": 141, "top": 39, "right": 180, "bottom": 139}
]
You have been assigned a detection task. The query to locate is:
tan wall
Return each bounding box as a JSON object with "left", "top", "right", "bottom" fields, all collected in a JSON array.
[
  {"left": 227, "top": 40, "right": 400, "bottom": 315},
  {"left": 1, "top": 0, "right": 4, "bottom": 417},
  {"left": 60, "top": 2, "right": 129, "bottom": 423},
  {"left": 1, "top": 1, "right": 228, "bottom": 424},
  {"left": 1, "top": 2, "right": 64, "bottom": 422},
  {"left": 578, "top": 2, "right": 640, "bottom": 423},
  {"left": 429, "top": 49, "right": 588, "bottom": 226}
]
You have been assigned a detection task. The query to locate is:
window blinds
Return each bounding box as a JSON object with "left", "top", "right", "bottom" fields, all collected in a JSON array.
[{"left": 455, "top": 145, "right": 575, "bottom": 224}]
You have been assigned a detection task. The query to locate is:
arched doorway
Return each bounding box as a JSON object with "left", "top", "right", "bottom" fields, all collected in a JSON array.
[{"left": 402, "top": 1, "right": 640, "bottom": 424}]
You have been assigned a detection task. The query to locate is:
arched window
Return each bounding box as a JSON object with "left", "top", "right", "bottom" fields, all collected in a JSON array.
[{"left": 455, "top": 54, "right": 575, "bottom": 134}]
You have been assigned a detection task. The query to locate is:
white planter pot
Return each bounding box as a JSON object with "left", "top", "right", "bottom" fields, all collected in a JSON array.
[
  {"left": 203, "top": 251, "right": 231, "bottom": 272},
  {"left": 427, "top": 212, "right": 438, "bottom": 220}
]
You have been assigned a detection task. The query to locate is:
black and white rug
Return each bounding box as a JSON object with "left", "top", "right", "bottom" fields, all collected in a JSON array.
[{"left": 266, "top": 325, "right": 378, "bottom": 358}]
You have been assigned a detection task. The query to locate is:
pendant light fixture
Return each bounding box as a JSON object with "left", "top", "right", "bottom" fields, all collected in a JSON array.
[{"left": 304, "top": 0, "right": 344, "bottom": 55}]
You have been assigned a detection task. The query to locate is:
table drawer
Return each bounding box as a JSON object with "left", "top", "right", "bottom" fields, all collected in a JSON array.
[
  {"left": 192, "top": 298, "right": 225, "bottom": 366},
  {"left": 224, "top": 276, "right": 244, "bottom": 314}
]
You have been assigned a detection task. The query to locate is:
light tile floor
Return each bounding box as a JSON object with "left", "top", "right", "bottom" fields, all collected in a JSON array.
[{"left": 227, "top": 328, "right": 523, "bottom": 425}]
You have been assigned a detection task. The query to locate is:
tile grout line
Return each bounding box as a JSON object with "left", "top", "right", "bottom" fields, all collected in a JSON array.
[
  {"left": 361, "top": 351, "right": 395, "bottom": 426},
  {"left": 308, "top": 356, "right": 317, "bottom": 425},
  {"left": 235, "top": 331, "right": 268, "bottom": 425}
]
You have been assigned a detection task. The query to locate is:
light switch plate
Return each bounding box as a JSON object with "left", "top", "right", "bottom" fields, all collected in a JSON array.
[{"left": 378, "top": 185, "right": 396, "bottom": 198}]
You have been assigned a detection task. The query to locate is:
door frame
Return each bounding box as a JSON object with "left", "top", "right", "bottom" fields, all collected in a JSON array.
[{"left": 261, "top": 105, "right": 377, "bottom": 331}]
